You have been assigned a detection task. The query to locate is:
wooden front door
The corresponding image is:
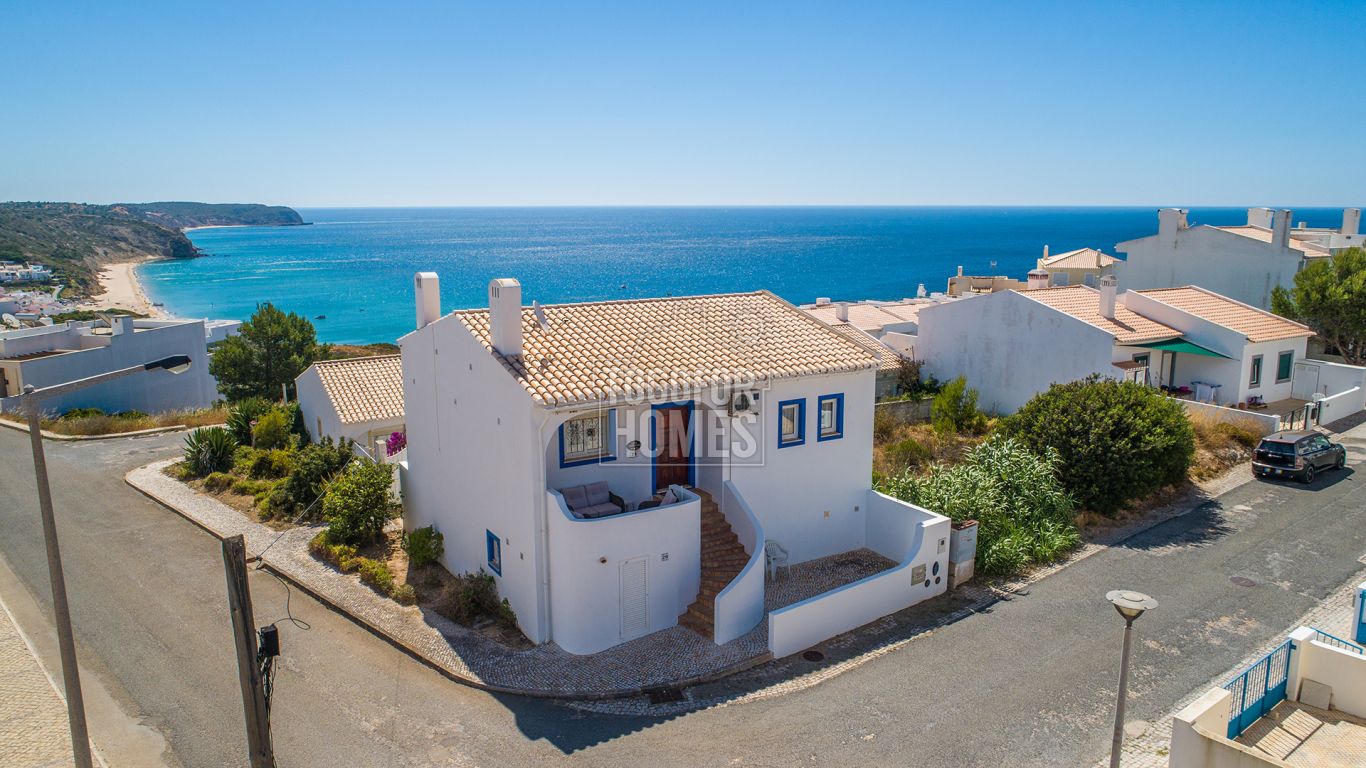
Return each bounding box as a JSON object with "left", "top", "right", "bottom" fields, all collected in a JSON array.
[{"left": 653, "top": 404, "right": 692, "bottom": 490}]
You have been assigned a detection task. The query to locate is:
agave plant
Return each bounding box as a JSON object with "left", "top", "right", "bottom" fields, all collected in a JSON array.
[
  {"left": 225, "top": 397, "right": 273, "bottom": 445},
  {"left": 183, "top": 427, "right": 239, "bottom": 477}
]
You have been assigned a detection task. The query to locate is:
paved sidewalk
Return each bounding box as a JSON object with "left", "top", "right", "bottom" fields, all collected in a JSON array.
[
  {"left": 1096, "top": 566, "right": 1366, "bottom": 768},
  {"left": 0, "top": 594, "right": 86, "bottom": 768}
]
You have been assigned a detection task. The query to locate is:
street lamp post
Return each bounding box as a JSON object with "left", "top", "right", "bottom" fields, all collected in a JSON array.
[
  {"left": 21, "top": 354, "right": 193, "bottom": 768},
  {"left": 1106, "top": 589, "right": 1158, "bottom": 768}
]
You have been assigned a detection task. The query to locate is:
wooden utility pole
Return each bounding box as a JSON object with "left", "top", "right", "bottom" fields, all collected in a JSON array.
[{"left": 221, "top": 535, "right": 276, "bottom": 768}]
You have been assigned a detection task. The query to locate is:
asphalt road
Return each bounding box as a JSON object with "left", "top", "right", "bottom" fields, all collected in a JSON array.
[{"left": 0, "top": 423, "right": 1363, "bottom": 767}]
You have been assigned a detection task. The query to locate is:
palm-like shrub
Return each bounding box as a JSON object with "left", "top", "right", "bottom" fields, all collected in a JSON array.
[
  {"left": 183, "top": 427, "right": 238, "bottom": 477},
  {"left": 999, "top": 376, "right": 1195, "bottom": 516},
  {"left": 226, "top": 397, "right": 273, "bottom": 445},
  {"left": 879, "top": 436, "right": 1079, "bottom": 577}
]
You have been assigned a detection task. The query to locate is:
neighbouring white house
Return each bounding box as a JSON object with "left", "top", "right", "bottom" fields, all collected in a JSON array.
[
  {"left": 1036, "top": 245, "right": 1119, "bottom": 287},
  {"left": 914, "top": 277, "right": 1329, "bottom": 415},
  {"left": 0, "top": 316, "right": 219, "bottom": 414},
  {"left": 1116, "top": 207, "right": 1362, "bottom": 310},
  {"left": 799, "top": 299, "right": 941, "bottom": 398},
  {"left": 295, "top": 354, "right": 405, "bottom": 455},
  {"left": 400, "top": 274, "right": 951, "bottom": 656}
]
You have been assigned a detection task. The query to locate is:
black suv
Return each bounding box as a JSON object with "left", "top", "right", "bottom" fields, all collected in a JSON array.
[{"left": 1253, "top": 430, "right": 1347, "bottom": 483}]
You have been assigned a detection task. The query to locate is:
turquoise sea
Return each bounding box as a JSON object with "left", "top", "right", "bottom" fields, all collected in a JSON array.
[{"left": 141, "top": 207, "right": 1349, "bottom": 344}]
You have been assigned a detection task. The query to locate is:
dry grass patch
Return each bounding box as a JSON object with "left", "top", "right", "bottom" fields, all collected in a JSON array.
[
  {"left": 1188, "top": 410, "right": 1263, "bottom": 481},
  {"left": 873, "top": 409, "right": 991, "bottom": 478},
  {"left": 3, "top": 405, "right": 228, "bottom": 436}
]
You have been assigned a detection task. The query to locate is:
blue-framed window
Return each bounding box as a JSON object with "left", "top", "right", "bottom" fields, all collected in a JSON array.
[
  {"left": 777, "top": 398, "right": 805, "bottom": 448},
  {"left": 817, "top": 393, "right": 844, "bottom": 441},
  {"left": 559, "top": 409, "right": 617, "bottom": 468},
  {"left": 486, "top": 530, "right": 502, "bottom": 576}
]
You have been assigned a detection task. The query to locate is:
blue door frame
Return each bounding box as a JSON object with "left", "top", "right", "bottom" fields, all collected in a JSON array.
[{"left": 651, "top": 400, "right": 695, "bottom": 490}]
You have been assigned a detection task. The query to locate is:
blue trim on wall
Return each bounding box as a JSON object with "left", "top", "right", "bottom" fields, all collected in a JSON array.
[
  {"left": 817, "top": 393, "right": 844, "bottom": 442},
  {"left": 558, "top": 409, "right": 618, "bottom": 468},
  {"left": 777, "top": 398, "right": 805, "bottom": 448},
  {"left": 651, "top": 400, "right": 696, "bottom": 489},
  {"left": 486, "top": 530, "right": 502, "bottom": 576}
]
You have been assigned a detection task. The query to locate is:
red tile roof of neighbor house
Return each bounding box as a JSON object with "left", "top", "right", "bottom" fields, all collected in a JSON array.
[
  {"left": 309, "top": 354, "right": 404, "bottom": 424},
  {"left": 1135, "top": 287, "right": 1316, "bottom": 343},
  {"left": 454, "top": 291, "right": 878, "bottom": 407},
  {"left": 1020, "top": 285, "right": 1180, "bottom": 345},
  {"left": 1039, "top": 247, "right": 1118, "bottom": 270}
]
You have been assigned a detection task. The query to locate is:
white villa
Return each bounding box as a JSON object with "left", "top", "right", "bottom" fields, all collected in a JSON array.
[
  {"left": 400, "top": 274, "right": 951, "bottom": 656},
  {"left": 295, "top": 354, "right": 405, "bottom": 456},
  {"left": 1035, "top": 246, "right": 1118, "bottom": 288},
  {"left": 0, "top": 316, "right": 220, "bottom": 414},
  {"left": 1116, "top": 207, "right": 1362, "bottom": 310},
  {"left": 912, "top": 277, "right": 1351, "bottom": 416}
]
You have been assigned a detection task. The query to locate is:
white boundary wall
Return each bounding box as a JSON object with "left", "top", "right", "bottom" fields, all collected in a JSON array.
[
  {"left": 767, "top": 491, "right": 949, "bottom": 657},
  {"left": 1318, "top": 386, "right": 1364, "bottom": 427},
  {"left": 712, "top": 481, "right": 766, "bottom": 645},
  {"left": 1179, "top": 399, "right": 1281, "bottom": 436}
]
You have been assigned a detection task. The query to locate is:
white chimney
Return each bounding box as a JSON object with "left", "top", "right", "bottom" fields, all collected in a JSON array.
[
  {"left": 1247, "top": 207, "right": 1275, "bottom": 229},
  {"left": 1027, "top": 268, "right": 1050, "bottom": 291},
  {"left": 112, "top": 316, "right": 134, "bottom": 336},
  {"left": 489, "top": 278, "right": 523, "bottom": 357},
  {"left": 1098, "top": 275, "right": 1117, "bottom": 319},
  {"left": 1271, "top": 209, "right": 1293, "bottom": 249},
  {"left": 1157, "top": 208, "right": 1188, "bottom": 249},
  {"left": 414, "top": 272, "right": 440, "bottom": 330},
  {"left": 1344, "top": 208, "right": 1361, "bottom": 236},
  {"left": 916, "top": 283, "right": 927, "bottom": 298},
  {"left": 1039, "top": 244, "right": 1050, "bottom": 269},
  {"left": 957, "top": 265, "right": 964, "bottom": 277},
  {"left": 835, "top": 302, "right": 849, "bottom": 322}
]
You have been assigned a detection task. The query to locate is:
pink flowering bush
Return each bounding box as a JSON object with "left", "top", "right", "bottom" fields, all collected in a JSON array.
[{"left": 385, "top": 430, "right": 407, "bottom": 457}]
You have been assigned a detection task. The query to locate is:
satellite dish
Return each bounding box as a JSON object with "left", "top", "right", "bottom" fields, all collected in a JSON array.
[
  {"left": 1, "top": 313, "right": 18, "bottom": 329},
  {"left": 532, "top": 300, "right": 549, "bottom": 331}
]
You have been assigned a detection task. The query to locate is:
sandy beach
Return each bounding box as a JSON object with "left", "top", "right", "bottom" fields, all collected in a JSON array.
[{"left": 80, "top": 260, "right": 167, "bottom": 318}]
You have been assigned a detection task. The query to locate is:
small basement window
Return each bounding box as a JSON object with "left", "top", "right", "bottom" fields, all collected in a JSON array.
[{"left": 778, "top": 399, "right": 805, "bottom": 448}]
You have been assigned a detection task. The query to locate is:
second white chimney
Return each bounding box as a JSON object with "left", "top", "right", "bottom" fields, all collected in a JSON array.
[
  {"left": 835, "top": 302, "right": 849, "bottom": 322},
  {"left": 1098, "top": 275, "right": 1117, "bottom": 319},
  {"left": 489, "top": 278, "right": 523, "bottom": 357},
  {"left": 1344, "top": 208, "right": 1361, "bottom": 236},
  {"left": 1271, "top": 209, "right": 1293, "bottom": 249},
  {"left": 414, "top": 272, "right": 440, "bottom": 330}
]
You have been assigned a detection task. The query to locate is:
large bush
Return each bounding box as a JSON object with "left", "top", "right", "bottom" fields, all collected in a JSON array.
[
  {"left": 999, "top": 376, "right": 1195, "bottom": 516},
  {"left": 879, "top": 436, "right": 1079, "bottom": 577},
  {"left": 183, "top": 427, "right": 238, "bottom": 477},
  {"left": 931, "top": 376, "right": 988, "bottom": 436},
  {"left": 267, "top": 437, "right": 354, "bottom": 518},
  {"left": 321, "top": 461, "right": 398, "bottom": 545},
  {"left": 403, "top": 526, "right": 445, "bottom": 569},
  {"left": 251, "top": 409, "right": 291, "bottom": 450}
]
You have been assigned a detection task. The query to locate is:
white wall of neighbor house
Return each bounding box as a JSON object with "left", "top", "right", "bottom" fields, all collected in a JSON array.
[
  {"left": 915, "top": 291, "right": 1118, "bottom": 414},
  {"left": 546, "top": 488, "right": 701, "bottom": 655},
  {"left": 0, "top": 319, "right": 217, "bottom": 414},
  {"left": 1168, "top": 688, "right": 1284, "bottom": 768},
  {"left": 400, "top": 315, "right": 549, "bottom": 645},
  {"left": 724, "top": 369, "right": 875, "bottom": 566},
  {"left": 1116, "top": 215, "right": 1309, "bottom": 310}
]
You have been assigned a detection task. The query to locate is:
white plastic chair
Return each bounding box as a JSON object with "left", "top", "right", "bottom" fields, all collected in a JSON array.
[{"left": 765, "top": 540, "right": 790, "bottom": 581}]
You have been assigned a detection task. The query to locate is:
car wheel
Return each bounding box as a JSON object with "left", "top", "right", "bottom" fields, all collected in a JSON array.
[
  {"left": 1302, "top": 465, "right": 1315, "bottom": 484},
  {"left": 1337, "top": 452, "right": 1347, "bottom": 470}
]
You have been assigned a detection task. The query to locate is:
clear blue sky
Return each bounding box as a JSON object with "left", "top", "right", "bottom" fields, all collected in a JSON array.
[{"left": 3, "top": 1, "right": 1363, "bottom": 207}]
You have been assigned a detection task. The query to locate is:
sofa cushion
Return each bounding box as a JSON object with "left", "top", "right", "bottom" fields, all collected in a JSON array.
[
  {"left": 578, "top": 502, "right": 621, "bottom": 519},
  {"left": 584, "top": 481, "right": 611, "bottom": 506},
  {"left": 560, "top": 485, "right": 588, "bottom": 510}
]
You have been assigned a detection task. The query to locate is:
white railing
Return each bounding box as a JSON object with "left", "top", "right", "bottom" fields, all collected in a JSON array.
[
  {"left": 712, "top": 481, "right": 765, "bottom": 645},
  {"left": 767, "top": 491, "right": 950, "bottom": 658},
  {"left": 546, "top": 486, "right": 701, "bottom": 655}
]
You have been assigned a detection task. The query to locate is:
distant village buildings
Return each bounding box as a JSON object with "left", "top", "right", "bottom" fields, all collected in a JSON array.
[{"left": 0, "top": 262, "right": 54, "bottom": 284}]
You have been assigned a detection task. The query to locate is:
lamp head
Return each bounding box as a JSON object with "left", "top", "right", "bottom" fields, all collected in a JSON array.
[
  {"left": 1107, "top": 589, "right": 1157, "bottom": 622},
  {"left": 145, "top": 355, "right": 192, "bottom": 375}
]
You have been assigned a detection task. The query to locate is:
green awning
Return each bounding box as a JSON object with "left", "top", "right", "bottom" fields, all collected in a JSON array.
[{"left": 1133, "top": 339, "right": 1232, "bottom": 359}]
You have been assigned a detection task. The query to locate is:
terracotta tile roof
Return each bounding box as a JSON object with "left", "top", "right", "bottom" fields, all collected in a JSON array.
[
  {"left": 1135, "top": 287, "right": 1315, "bottom": 342},
  {"left": 1020, "top": 285, "right": 1180, "bottom": 345},
  {"left": 308, "top": 355, "right": 404, "bottom": 424},
  {"left": 1040, "top": 247, "right": 1117, "bottom": 270},
  {"left": 1214, "top": 226, "right": 1330, "bottom": 256},
  {"left": 454, "top": 291, "right": 878, "bottom": 407},
  {"left": 803, "top": 303, "right": 905, "bottom": 333},
  {"left": 827, "top": 323, "right": 904, "bottom": 373}
]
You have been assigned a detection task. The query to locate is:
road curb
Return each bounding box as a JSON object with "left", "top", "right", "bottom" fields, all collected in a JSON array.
[
  {"left": 123, "top": 459, "right": 772, "bottom": 701},
  {"left": 0, "top": 419, "right": 187, "bottom": 441}
]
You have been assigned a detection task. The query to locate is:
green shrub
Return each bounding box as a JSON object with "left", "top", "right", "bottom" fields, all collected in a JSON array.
[
  {"left": 999, "top": 376, "right": 1195, "bottom": 516},
  {"left": 931, "top": 376, "right": 988, "bottom": 436},
  {"left": 252, "top": 409, "right": 291, "bottom": 451},
  {"left": 448, "top": 569, "right": 516, "bottom": 628},
  {"left": 226, "top": 397, "right": 273, "bottom": 444},
  {"left": 356, "top": 557, "right": 395, "bottom": 593},
  {"left": 247, "top": 448, "right": 294, "bottom": 479},
  {"left": 60, "top": 407, "right": 105, "bottom": 420},
  {"left": 390, "top": 583, "right": 417, "bottom": 605},
  {"left": 321, "top": 461, "right": 397, "bottom": 545},
  {"left": 888, "top": 436, "right": 932, "bottom": 469},
  {"left": 231, "top": 478, "right": 273, "bottom": 496},
  {"left": 202, "top": 472, "right": 235, "bottom": 492},
  {"left": 308, "top": 532, "right": 413, "bottom": 603},
  {"left": 113, "top": 410, "right": 148, "bottom": 420},
  {"left": 183, "top": 427, "right": 238, "bottom": 477},
  {"left": 402, "top": 526, "right": 445, "bottom": 569},
  {"left": 268, "top": 437, "right": 354, "bottom": 518},
  {"left": 879, "top": 436, "right": 1079, "bottom": 577}
]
